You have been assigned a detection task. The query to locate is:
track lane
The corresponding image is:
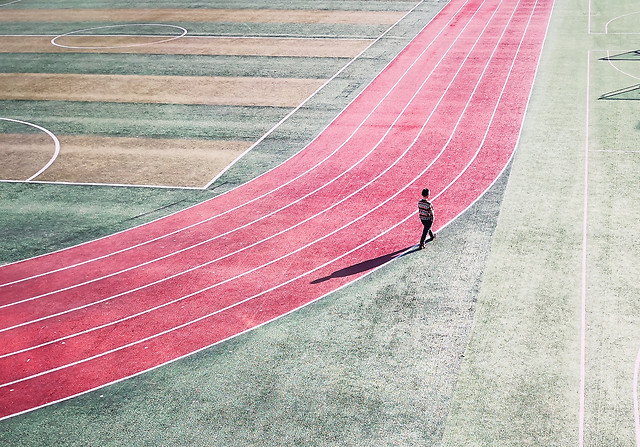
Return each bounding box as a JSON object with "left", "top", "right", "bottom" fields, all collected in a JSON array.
[{"left": 0, "top": 0, "right": 553, "bottom": 419}]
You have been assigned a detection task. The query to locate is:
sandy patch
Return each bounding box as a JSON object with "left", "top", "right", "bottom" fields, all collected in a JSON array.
[
  {"left": 0, "top": 35, "right": 371, "bottom": 57},
  {"left": 0, "top": 8, "right": 404, "bottom": 24},
  {"left": 0, "top": 133, "right": 56, "bottom": 181},
  {"left": 0, "top": 73, "right": 325, "bottom": 107},
  {"left": 31, "top": 135, "right": 253, "bottom": 188}
]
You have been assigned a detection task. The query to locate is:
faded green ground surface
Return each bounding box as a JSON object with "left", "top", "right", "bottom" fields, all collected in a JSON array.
[{"left": 442, "top": 0, "right": 640, "bottom": 445}]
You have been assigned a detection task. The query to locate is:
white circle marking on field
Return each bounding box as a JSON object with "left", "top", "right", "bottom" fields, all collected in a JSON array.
[
  {"left": 0, "top": 0, "right": 23, "bottom": 7},
  {"left": 0, "top": 118, "right": 61, "bottom": 181},
  {"left": 51, "top": 24, "right": 188, "bottom": 50}
]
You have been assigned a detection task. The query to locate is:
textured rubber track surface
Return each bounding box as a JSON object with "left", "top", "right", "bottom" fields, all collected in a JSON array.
[{"left": 0, "top": 0, "right": 553, "bottom": 420}]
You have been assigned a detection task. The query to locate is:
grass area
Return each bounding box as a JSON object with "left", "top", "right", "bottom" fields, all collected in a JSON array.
[
  {"left": 0, "top": 101, "right": 291, "bottom": 141},
  {"left": 0, "top": 53, "right": 349, "bottom": 79},
  {"left": 0, "top": 182, "right": 213, "bottom": 265},
  {"left": 441, "top": 0, "right": 640, "bottom": 444}
]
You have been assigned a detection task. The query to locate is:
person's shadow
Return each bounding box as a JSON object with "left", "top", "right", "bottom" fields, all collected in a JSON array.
[{"left": 310, "top": 245, "right": 419, "bottom": 284}]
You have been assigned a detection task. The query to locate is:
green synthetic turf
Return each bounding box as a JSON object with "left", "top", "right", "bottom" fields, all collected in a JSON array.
[
  {"left": 0, "top": 53, "right": 348, "bottom": 79},
  {"left": 0, "top": 183, "right": 213, "bottom": 265},
  {"left": 0, "top": 101, "right": 292, "bottom": 141},
  {"left": 441, "top": 0, "right": 640, "bottom": 445}
]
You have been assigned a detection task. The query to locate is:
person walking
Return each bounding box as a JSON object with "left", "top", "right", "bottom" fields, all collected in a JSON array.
[{"left": 418, "top": 188, "right": 436, "bottom": 249}]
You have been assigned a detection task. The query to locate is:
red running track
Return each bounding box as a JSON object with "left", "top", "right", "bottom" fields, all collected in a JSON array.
[{"left": 0, "top": 0, "right": 554, "bottom": 420}]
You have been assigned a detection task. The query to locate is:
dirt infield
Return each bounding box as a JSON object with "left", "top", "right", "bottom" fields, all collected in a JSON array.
[
  {"left": 27, "top": 135, "right": 252, "bottom": 187},
  {"left": 0, "top": 35, "right": 372, "bottom": 57},
  {"left": 0, "top": 8, "right": 405, "bottom": 25},
  {"left": 0, "top": 73, "right": 325, "bottom": 107},
  {"left": 0, "top": 134, "right": 55, "bottom": 181}
]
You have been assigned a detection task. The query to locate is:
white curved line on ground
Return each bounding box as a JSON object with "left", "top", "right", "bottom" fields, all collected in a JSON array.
[
  {"left": 0, "top": 0, "right": 470, "bottom": 290},
  {"left": 0, "top": 0, "right": 491, "bottom": 331},
  {"left": 0, "top": 0, "right": 524, "bottom": 366},
  {"left": 51, "top": 24, "right": 188, "bottom": 49},
  {"left": 606, "top": 51, "right": 640, "bottom": 80},
  {"left": 0, "top": 118, "right": 60, "bottom": 181},
  {"left": 605, "top": 11, "right": 640, "bottom": 34},
  {"left": 0, "top": 0, "right": 453, "bottom": 275},
  {"left": 0, "top": 0, "right": 22, "bottom": 6}
]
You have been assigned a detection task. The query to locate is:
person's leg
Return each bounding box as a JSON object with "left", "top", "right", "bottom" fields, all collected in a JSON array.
[{"left": 420, "top": 219, "right": 431, "bottom": 247}]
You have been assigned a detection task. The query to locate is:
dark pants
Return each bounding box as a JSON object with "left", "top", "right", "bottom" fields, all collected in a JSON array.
[{"left": 420, "top": 219, "right": 434, "bottom": 246}]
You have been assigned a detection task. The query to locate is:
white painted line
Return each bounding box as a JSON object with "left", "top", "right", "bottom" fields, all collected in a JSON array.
[
  {"left": 51, "top": 24, "right": 188, "bottom": 49},
  {"left": 635, "top": 347, "right": 640, "bottom": 447},
  {"left": 0, "top": 118, "right": 60, "bottom": 181},
  {"left": 605, "top": 11, "right": 640, "bottom": 34},
  {"left": 605, "top": 50, "right": 640, "bottom": 81},
  {"left": 579, "top": 49, "right": 591, "bottom": 447}
]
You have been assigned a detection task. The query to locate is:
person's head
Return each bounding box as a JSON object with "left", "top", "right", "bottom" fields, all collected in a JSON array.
[{"left": 422, "top": 188, "right": 430, "bottom": 198}]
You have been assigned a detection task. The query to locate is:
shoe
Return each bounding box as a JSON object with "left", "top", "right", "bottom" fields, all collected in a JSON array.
[{"left": 419, "top": 244, "right": 425, "bottom": 249}]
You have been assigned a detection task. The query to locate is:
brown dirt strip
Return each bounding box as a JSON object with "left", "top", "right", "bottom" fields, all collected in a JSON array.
[
  {"left": 0, "top": 73, "right": 325, "bottom": 107},
  {"left": 0, "top": 134, "right": 55, "bottom": 181},
  {"left": 0, "top": 8, "right": 404, "bottom": 24},
  {"left": 0, "top": 35, "right": 372, "bottom": 57},
  {"left": 12, "top": 135, "right": 253, "bottom": 188}
]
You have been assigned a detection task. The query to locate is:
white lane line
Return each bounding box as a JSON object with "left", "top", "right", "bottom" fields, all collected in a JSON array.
[
  {"left": 579, "top": 49, "right": 591, "bottom": 447},
  {"left": 0, "top": 118, "right": 60, "bottom": 181},
  {"left": 635, "top": 347, "right": 640, "bottom": 446},
  {"left": 0, "top": 1, "right": 473, "bottom": 294},
  {"left": 0, "top": 0, "right": 529, "bottom": 368},
  {"left": 0, "top": 0, "right": 495, "bottom": 330}
]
